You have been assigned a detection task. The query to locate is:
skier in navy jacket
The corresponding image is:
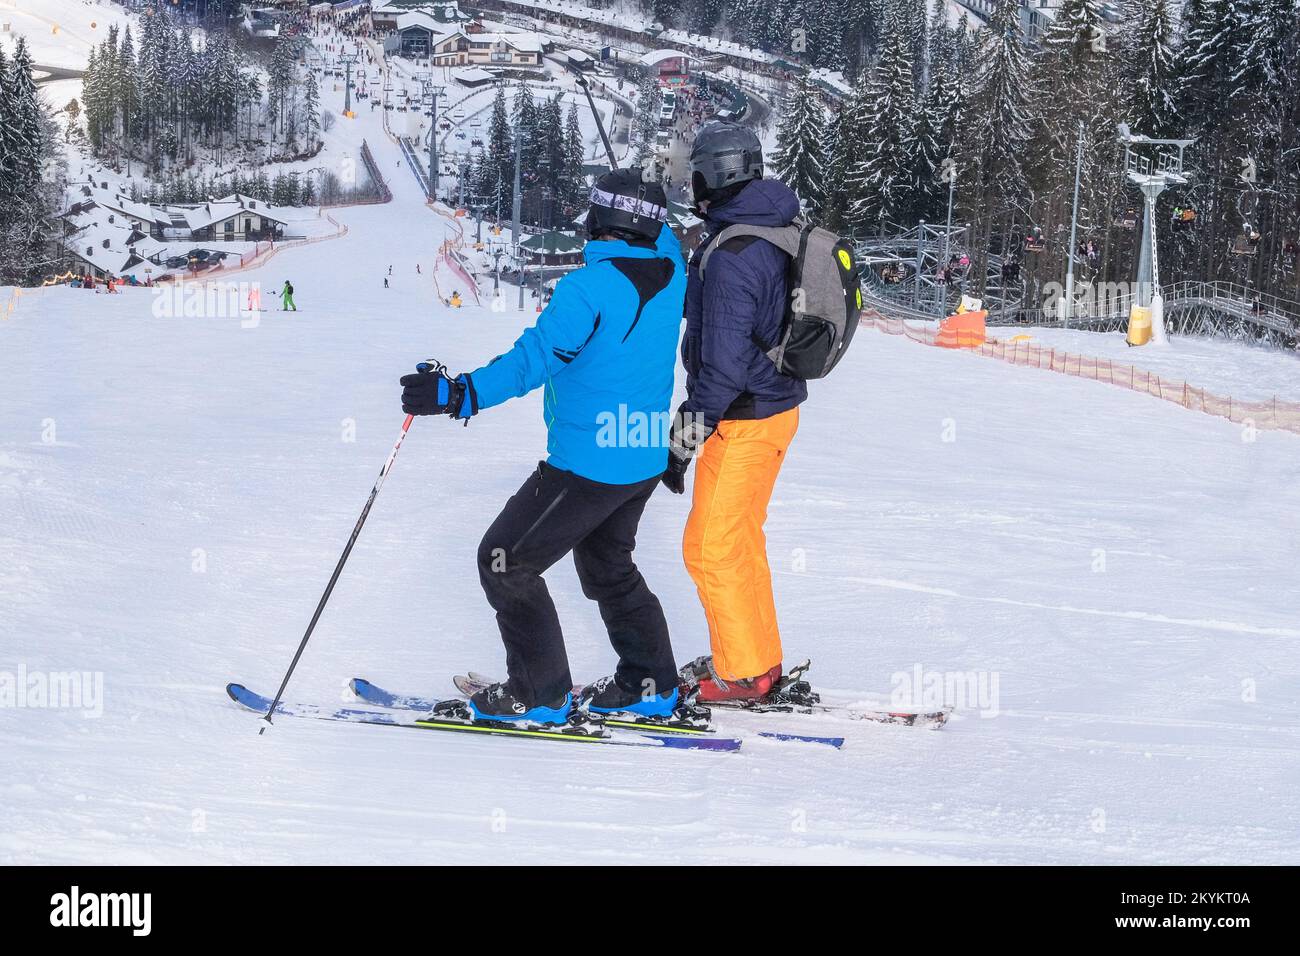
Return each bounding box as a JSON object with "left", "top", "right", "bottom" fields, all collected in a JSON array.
[
  {"left": 665, "top": 122, "right": 807, "bottom": 702},
  {"left": 399, "top": 170, "right": 688, "bottom": 728}
]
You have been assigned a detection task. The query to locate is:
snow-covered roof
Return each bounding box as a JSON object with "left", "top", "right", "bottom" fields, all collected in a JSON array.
[
  {"left": 374, "top": 0, "right": 464, "bottom": 16},
  {"left": 807, "top": 68, "right": 850, "bottom": 96},
  {"left": 455, "top": 66, "right": 496, "bottom": 84},
  {"left": 68, "top": 185, "right": 169, "bottom": 227},
  {"left": 63, "top": 215, "right": 167, "bottom": 276},
  {"left": 520, "top": 231, "right": 584, "bottom": 254},
  {"left": 471, "top": 31, "right": 544, "bottom": 53},
  {"left": 395, "top": 11, "right": 452, "bottom": 32},
  {"left": 477, "top": 0, "right": 776, "bottom": 64},
  {"left": 641, "top": 49, "right": 690, "bottom": 66},
  {"left": 564, "top": 48, "right": 592, "bottom": 62},
  {"left": 179, "top": 194, "right": 292, "bottom": 231}
]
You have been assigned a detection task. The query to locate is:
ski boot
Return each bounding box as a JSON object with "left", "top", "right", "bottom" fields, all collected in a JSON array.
[
  {"left": 678, "top": 657, "right": 821, "bottom": 709},
  {"left": 427, "top": 682, "right": 587, "bottom": 729},
  {"left": 576, "top": 675, "right": 713, "bottom": 733}
]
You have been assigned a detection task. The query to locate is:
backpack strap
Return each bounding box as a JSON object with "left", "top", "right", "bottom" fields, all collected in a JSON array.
[
  {"left": 752, "top": 222, "right": 816, "bottom": 357},
  {"left": 696, "top": 219, "right": 805, "bottom": 281},
  {"left": 696, "top": 219, "right": 809, "bottom": 361}
]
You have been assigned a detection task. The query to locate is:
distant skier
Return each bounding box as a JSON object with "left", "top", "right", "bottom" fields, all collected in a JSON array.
[
  {"left": 663, "top": 121, "right": 804, "bottom": 703},
  {"left": 384, "top": 277, "right": 389, "bottom": 288},
  {"left": 399, "top": 170, "right": 686, "bottom": 728},
  {"left": 280, "top": 280, "right": 296, "bottom": 311}
]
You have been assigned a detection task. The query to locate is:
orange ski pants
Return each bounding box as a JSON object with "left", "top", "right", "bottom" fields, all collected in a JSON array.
[{"left": 682, "top": 406, "right": 799, "bottom": 681}]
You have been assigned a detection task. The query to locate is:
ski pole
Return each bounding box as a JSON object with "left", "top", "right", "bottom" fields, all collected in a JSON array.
[
  {"left": 258, "top": 363, "right": 433, "bottom": 734},
  {"left": 569, "top": 67, "right": 618, "bottom": 169}
]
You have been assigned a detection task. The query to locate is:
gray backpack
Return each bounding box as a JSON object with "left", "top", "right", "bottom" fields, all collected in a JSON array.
[{"left": 698, "top": 217, "right": 863, "bottom": 379}]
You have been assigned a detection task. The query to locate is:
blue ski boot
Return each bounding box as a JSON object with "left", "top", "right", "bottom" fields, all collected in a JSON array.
[
  {"left": 463, "top": 682, "right": 572, "bottom": 726},
  {"left": 577, "top": 676, "right": 711, "bottom": 731}
]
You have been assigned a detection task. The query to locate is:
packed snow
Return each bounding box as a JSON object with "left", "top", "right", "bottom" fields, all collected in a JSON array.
[
  {"left": 4, "top": 0, "right": 1299, "bottom": 868},
  {"left": 1009, "top": 327, "right": 1300, "bottom": 404},
  {"left": 5, "top": 131, "right": 1300, "bottom": 861}
]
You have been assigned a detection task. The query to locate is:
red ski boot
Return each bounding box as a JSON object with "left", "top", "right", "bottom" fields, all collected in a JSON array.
[{"left": 682, "top": 656, "right": 784, "bottom": 703}]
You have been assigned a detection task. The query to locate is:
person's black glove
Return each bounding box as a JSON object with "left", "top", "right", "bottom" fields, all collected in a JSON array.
[
  {"left": 661, "top": 405, "right": 713, "bottom": 495},
  {"left": 400, "top": 361, "right": 479, "bottom": 420}
]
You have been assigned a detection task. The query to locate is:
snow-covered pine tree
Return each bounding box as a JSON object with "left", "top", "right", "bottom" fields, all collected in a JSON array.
[
  {"left": 651, "top": 0, "right": 679, "bottom": 29},
  {"left": 847, "top": 5, "right": 917, "bottom": 230},
  {"left": 303, "top": 70, "right": 321, "bottom": 153},
  {"left": 911, "top": 62, "right": 957, "bottom": 224},
  {"left": 690, "top": 0, "right": 725, "bottom": 35},
  {"left": 513, "top": 87, "right": 542, "bottom": 172},
  {"left": 477, "top": 86, "right": 513, "bottom": 219},
  {"left": 0, "top": 46, "right": 19, "bottom": 204},
  {"left": 563, "top": 102, "right": 586, "bottom": 217},
  {"left": 1023, "top": 0, "right": 1121, "bottom": 283},
  {"left": 962, "top": 0, "right": 1032, "bottom": 237},
  {"left": 542, "top": 94, "right": 566, "bottom": 197},
  {"left": 821, "top": 71, "right": 872, "bottom": 231},
  {"left": 772, "top": 79, "right": 826, "bottom": 212},
  {"left": 803, "top": 0, "right": 846, "bottom": 71},
  {"left": 0, "top": 40, "right": 59, "bottom": 285},
  {"left": 7, "top": 37, "right": 44, "bottom": 194},
  {"left": 1122, "top": 0, "right": 1179, "bottom": 137},
  {"left": 118, "top": 29, "right": 138, "bottom": 160},
  {"left": 632, "top": 71, "right": 661, "bottom": 166}
]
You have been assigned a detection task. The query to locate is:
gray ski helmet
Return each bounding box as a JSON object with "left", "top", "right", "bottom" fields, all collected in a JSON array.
[
  {"left": 585, "top": 168, "right": 668, "bottom": 241},
  {"left": 689, "top": 121, "right": 763, "bottom": 198}
]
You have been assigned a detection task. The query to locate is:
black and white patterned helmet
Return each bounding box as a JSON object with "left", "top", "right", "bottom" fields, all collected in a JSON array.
[{"left": 586, "top": 169, "right": 668, "bottom": 241}]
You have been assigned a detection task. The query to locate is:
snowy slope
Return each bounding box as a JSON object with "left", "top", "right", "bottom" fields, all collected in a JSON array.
[
  {"left": 0, "top": 0, "right": 133, "bottom": 69},
  {"left": 1009, "top": 327, "right": 1300, "bottom": 404},
  {"left": 4, "top": 43, "right": 1300, "bottom": 864}
]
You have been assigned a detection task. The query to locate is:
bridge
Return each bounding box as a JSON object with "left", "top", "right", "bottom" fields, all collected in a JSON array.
[
  {"left": 855, "top": 222, "right": 1020, "bottom": 319},
  {"left": 857, "top": 262, "right": 1300, "bottom": 348}
]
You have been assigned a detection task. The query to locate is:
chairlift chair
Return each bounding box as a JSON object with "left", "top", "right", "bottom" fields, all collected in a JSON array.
[{"left": 1231, "top": 233, "right": 1257, "bottom": 257}]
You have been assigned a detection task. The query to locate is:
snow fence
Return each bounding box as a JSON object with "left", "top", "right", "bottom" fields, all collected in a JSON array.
[{"left": 863, "top": 312, "right": 1300, "bottom": 436}]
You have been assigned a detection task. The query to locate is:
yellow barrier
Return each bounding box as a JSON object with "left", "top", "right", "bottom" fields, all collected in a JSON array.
[{"left": 1126, "top": 305, "right": 1152, "bottom": 347}]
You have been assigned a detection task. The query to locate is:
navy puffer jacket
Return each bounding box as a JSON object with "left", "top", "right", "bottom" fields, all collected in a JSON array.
[{"left": 681, "top": 178, "right": 807, "bottom": 427}]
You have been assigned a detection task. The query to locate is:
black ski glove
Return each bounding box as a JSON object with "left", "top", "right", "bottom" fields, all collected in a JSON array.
[
  {"left": 400, "top": 361, "right": 479, "bottom": 420},
  {"left": 661, "top": 405, "right": 713, "bottom": 495}
]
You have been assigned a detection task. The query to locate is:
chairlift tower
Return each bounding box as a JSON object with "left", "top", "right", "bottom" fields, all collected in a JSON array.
[
  {"left": 1118, "top": 123, "right": 1196, "bottom": 345},
  {"left": 340, "top": 52, "right": 358, "bottom": 119},
  {"left": 422, "top": 78, "right": 445, "bottom": 202}
]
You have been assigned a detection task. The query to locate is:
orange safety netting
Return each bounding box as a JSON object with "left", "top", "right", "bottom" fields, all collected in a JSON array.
[{"left": 862, "top": 311, "right": 1300, "bottom": 435}]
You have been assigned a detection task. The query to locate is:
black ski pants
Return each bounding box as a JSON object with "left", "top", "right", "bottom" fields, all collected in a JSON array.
[{"left": 477, "top": 461, "right": 676, "bottom": 707}]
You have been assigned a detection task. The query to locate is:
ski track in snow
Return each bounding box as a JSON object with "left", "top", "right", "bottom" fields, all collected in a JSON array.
[{"left": 4, "top": 20, "right": 1300, "bottom": 864}]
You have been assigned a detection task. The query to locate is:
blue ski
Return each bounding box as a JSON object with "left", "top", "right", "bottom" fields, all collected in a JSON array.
[
  {"left": 226, "top": 682, "right": 740, "bottom": 752},
  {"left": 349, "top": 677, "right": 845, "bottom": 749}
]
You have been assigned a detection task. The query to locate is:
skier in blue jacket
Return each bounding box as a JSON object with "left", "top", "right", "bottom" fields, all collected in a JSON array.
[{"left": 399, "top": 170, "right": 688, "bottom": 727}]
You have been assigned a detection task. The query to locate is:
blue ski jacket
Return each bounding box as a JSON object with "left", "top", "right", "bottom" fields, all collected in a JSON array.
[
  {"left": 682, "top": 178, "right": 807, "bottom": 427},
  {"left": 468, "top": 226, "right": 687, "bottom": 485}
]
